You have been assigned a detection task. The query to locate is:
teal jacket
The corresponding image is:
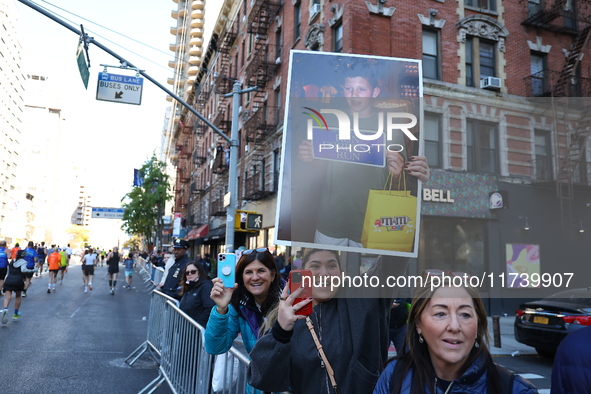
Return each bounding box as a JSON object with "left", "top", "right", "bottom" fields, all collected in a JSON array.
[
  {"left": 205, "top": 303, "right": 265, "bottom": 394},
  {"left": 205, "top": 303, "right": 260, "bottom": 355}
]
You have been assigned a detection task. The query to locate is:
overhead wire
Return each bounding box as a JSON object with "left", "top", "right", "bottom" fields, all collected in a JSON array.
[{"left": 29, "top": 0, "right": 207, "bottom": 78}]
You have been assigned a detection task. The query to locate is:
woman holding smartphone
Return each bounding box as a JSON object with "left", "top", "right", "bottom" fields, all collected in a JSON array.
[
  {"left": 205, "top": 247, "right": 282, "bottom": 356},
  {"left": 248, "top": 248, "right": 398, "bottom": 394}
]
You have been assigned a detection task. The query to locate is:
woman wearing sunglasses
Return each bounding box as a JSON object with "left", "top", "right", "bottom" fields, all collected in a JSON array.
[
  {"left": 178, "top": 261, "right": 215, "bottom": 328},
  {"left": 205, "top": 247, "right": 282, "bottom": 359}
]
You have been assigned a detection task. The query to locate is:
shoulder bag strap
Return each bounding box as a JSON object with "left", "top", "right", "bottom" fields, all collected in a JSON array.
[{"left": 306, "top": 317, "right": 339, "bottom": 393}]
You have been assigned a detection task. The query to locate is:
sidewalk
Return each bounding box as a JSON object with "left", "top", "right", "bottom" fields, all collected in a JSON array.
[{"left": 487, "top": 315, "right": 537, "bottom": 356}]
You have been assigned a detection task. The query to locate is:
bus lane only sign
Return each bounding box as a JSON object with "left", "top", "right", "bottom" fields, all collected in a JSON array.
[{"left": 96, "top": 72, "right": 143, "bottom": 105}]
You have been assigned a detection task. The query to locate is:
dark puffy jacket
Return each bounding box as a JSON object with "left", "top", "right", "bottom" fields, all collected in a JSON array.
[
  {"left": 373, "top": 355, "right": 538, "bottom": 394},
  {"left": 552, "top": 326, "right": 591, "bottom": 394}
]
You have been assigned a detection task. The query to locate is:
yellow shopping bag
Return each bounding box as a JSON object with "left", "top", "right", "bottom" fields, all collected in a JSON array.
[{"left": 361, "top": 173, "right": 417, "bottom": 252}]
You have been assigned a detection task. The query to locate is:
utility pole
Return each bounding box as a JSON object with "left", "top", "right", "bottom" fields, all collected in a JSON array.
[
  {"left": 224, "top": 82, "right": 258, "bottom": 253},
  {"left": 17, "top": 0, "right": 244, "bottom": 253}
]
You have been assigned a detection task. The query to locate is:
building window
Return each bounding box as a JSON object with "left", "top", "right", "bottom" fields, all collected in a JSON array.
[
  {"left": 467, "top": 119, "right": 498, "bottom": 173},
  {"left": 294, "top": 2, "right": 301, "bottom": 39},
  {"left": 422, "top": 29, "right": 440, "bottom": 80},
  {"left": 534, "top": 130, "right": 553, "bottom": 181},
  {"left": 419, "top": 217, "right": 487, "bottom": 279},
  {"left": 530, "top": 53, "right": 546, "bottom": 96},
  {"left": 528, "top": 0, "right": 542, "bottom": 16},
  {"left": 333, "top": 22, "right": 343, "bottom": 53},
  {"left": 276, "top": 28, "right": 282, "bottom": 59},
  {"left": 465, "top": 0, "right": 496, "bottom": 11},
  {"left": 424, "top": 113, "right": 441, "bottom": 168},
  {"left": 465, "top": 37, "right": 496, "bottom": 87}
]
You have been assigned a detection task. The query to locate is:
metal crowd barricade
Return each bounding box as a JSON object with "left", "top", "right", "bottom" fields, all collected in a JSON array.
[
  {"left": 125, "top": 290, "right": 179, "bottom": 366},
  {"left": 140, "top": 300, "right": 215, "bottom": 394},
  {"left": 136, "top": 257, "right": 154, "bottom": 287},
  {"left": 211, "top": 346, "right": 251, "bottom": 394},
  {"left": 152, "top": 266, "right": 164, "bottom": 287}
]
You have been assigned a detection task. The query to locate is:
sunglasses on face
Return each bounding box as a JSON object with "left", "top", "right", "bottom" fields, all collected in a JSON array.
[
  {"left": 185, "top": 270, "right": 198, "bottom": 275},
  {"left": 242, "top": 247, "right": 268, "bottom": 255}
]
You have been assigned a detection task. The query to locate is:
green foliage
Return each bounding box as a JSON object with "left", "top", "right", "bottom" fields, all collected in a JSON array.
[
  {"left": 121, "top": 154, "right": 172, "bottom": 245},
  {"left": 66, "top": 224, "right": 90, "bottom": 248}
]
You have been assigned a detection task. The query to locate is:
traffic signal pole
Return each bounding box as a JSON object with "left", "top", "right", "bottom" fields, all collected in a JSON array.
[{"left": 17, "top": 0, "right": 244, "bottom": 252}]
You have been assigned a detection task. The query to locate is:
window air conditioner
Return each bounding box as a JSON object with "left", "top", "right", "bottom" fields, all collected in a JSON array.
[
  {"left": 310, "top": 3, "right": 321, "bottom": 18},
  {"left": 480, "top": 77, "right": 501, "bottom": 91}
]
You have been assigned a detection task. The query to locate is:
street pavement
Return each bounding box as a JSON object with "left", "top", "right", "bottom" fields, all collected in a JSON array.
[{"left": 0, "top": 259, "right": 171, "bottom": 394}]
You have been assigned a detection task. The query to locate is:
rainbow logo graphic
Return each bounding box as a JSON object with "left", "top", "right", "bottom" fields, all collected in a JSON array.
[{"left": 303, "top": 107, "right": 329, "bottom": 131}]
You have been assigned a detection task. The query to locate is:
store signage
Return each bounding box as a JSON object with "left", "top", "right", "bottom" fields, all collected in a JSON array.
[{"left": 423, "top": 188, "right": 454, "bottom": 203}]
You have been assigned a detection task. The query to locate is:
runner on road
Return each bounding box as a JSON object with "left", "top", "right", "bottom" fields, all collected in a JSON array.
[
  {"left": 35, "top": 242, "right": 47, "bottom": 277},
  {"left": 123, "top": 253, "right": 135, "bottom": 289},
  {"left": 0, "top": 241, "right": 10, "bottom": 296},
  {"left": 58, "top": 248, "right": 68, "bottom": 284},
  {"left": 10, "top": 243, "right": 20, "bottom": 262},
  {"left": 22, "top": 241, "right": 37, "bottom": 297},
  {"left": 2, "top": 249, "right": 28, "bottom": 323},
  {"left": 81, "top": 249, "right": 97, "bottom": 293},
  {"left": 106, "top": 247, "right": 120, "bottom": 295},
  {"left": 46, "top": 248, "right": 61, "bottom": 293}
]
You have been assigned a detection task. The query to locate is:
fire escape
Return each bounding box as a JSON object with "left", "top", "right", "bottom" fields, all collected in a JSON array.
[
  {"left": 523, "top": 0, "right": 591, "bottom": 228},
  {"left": 242, "top": 0, "right": 282, "bottom": 200}
]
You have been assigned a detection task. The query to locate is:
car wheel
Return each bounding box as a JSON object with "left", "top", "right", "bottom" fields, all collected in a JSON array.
[{"left": 535, "top": 347, "right": 555, "bottom": 358}]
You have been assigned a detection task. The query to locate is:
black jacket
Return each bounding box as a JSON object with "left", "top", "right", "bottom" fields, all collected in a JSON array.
[{"left": 179, "top": 279, "right": 215, "bottom": 327}]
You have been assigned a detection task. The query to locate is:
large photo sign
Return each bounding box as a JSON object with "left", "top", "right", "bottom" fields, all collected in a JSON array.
[{"left": 275, "top": 51, "right": 424, "bottom": 257}]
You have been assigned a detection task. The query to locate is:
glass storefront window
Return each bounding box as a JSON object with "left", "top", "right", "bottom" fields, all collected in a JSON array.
[{"left": 419, "top": 218, "right": 486, "bottom": 279}]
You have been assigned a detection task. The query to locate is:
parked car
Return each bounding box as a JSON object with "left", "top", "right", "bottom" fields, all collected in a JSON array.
[{"left": 514, "top": 287, "right": 591, "bottom": 357}]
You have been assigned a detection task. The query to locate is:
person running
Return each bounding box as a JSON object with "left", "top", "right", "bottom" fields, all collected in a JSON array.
[
  {"left": 2, "top": 249, "right": 28, "bottom": 323},
  {"left": 0, "top": 240, "right": 10, "bottom": 296},
  {"left": 46, "top": 248, "right": 61, "bottom": 293},
  {"left": 35, "top": 242, "right": 47, "bottom": 277},
  {"left": 81, "top": 249, "right": 96, "bottom": 293},
  {"left": 123, "top": 252, "right": 135, "bottom": 289},
  {"left": 106, "top": 247, "right": 120, "bottom": 295},
  {"left": 22, "top": 241, "right": 37, "bottom": 297},
  {"left": 10, "top": 243, "right": 20, "bottom": 262},
  {"left": 58, "top": 247, "right": 68, "bottom": 284}
]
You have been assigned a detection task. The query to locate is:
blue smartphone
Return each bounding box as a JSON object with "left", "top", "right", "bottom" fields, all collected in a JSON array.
[{"left": 217, "top": 253, "right": 236, "bottom": 288}]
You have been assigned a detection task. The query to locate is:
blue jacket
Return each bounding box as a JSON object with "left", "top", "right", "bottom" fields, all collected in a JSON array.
[
  {"left": 23, "top": 247, "right": 37, "bottom": 269},
  {"left": 0, "top": 247, "right": 8, "bottom": 268},
  {"left": 205, "top": 303, "right": 259, "bottom": 355},
  {"left": 552, "top": 326, "right": 591, "bottom": 394},
  {"left": 373, "top": 356, "right": 538, "bottom": 394}
]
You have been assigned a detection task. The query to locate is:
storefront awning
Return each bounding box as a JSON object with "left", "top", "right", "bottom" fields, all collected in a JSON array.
[
  {"left": 203, "top": 226, "right": 226, "bottom": 242},
  {"left": 186, "top": 224, "right": 209, "bottom": 240}
]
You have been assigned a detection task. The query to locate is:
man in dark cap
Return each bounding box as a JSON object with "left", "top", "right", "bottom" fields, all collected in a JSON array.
[{"left": 158, "top": 239, "right": 190, "bottom": 300}]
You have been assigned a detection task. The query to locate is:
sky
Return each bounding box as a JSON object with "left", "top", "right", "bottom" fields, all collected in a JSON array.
[{"left": 15, "top": 0, "right": 174, "bottom": 207}]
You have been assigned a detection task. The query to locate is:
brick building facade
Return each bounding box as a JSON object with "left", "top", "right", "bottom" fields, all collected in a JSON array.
[{"left": 165, "top": 0, "right": 591, "bottom": 313}]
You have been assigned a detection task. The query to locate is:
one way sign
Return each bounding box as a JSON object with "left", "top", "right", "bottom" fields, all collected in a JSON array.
[{"left": 96, "top": 72, "right": 143, "bottom": 105}]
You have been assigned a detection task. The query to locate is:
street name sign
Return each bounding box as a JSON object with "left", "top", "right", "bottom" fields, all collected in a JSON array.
[
  {"left": 92, "top": 207, "right": 125, "bottom": 219},
  {"left": 96, "top": 72, "right": 143, "bottom": 105},
  {"left": 76, "top": 42, "right": 89, "bottom": 89}
]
